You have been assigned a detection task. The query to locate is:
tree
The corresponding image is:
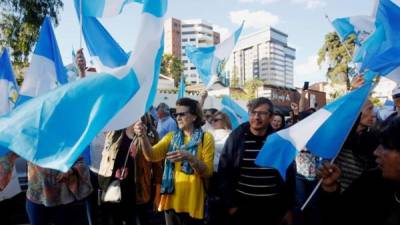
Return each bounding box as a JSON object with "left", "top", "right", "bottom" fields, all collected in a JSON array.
[
  {"left": 230, "top": 65, "right": 240, "bottom": 88},
  {"left": 161, "top": 54, "right": 184, "bottom": 87},
  {"left": 317, "top": 32, "right": 356, "bottom": 89},
  {"left": 244, "top": 79, "right": 264, "bottom": 99},
  {"left": 0, "top": 0, "right": 63, "bottom": 82}
]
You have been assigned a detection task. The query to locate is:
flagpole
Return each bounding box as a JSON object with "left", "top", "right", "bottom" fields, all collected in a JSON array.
[
  {"left": 324, "top": 14, "right": 353, "bottom": 60},
  {"left": 300, "top": 78, "right": 376, "bottom": 211}
]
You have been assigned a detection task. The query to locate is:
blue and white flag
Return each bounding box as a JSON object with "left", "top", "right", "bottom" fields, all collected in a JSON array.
[
  {"left": 17, "top": 17, "right": 68, "bottom": 105},
  {"left": 332, "top": 16, "right": 375, "bottom": 44},
  {"left": 185, "top": 23, "right": 244, "bottom": 88},
  {"left": 0, "top": 0, "right": 167, "bottom": 171},
  {"left": 357, "top": 0, "right": 400, "bottom": 77},
  {"left": 74, "top": 0, "right": 143, "bottom": 18},
  {"left": 0, "top": 49, "right": 19, "bottom": 116},
  {"left": 78, "top": 16, "right": 128, "bottom": 70},
  {"left": 220, "top": 95, "right": 248, "bottom": 129},
  {"left": 178, "top": 75, "right": 185, "bottom": 99},
  {"left": 96, "top": 0, "right": 166, "bottom": 131},
  {"left": 255, "top": 72, "right": 376, "bottom": 178}
]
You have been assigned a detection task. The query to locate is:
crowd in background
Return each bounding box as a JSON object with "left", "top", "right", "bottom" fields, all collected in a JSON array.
[{"left": 0, "top": 52, "right": 400, "bottom": 225}]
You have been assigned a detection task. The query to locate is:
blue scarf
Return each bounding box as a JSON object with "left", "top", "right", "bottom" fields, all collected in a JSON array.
[{"left": 161, "top": 128, "right": 204, "bottom": 194}]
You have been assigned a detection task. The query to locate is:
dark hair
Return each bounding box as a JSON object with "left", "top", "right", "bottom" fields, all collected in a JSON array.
[
  {"left": 247, "top": 97, "right": 274, "bottom": 113},
  {"left": 213, "top": 111, "right": 232, "bottom": 130},
  {"left": 157, "top": 103, "right": 170, "bottom": 115},
  {"left": 176, "top": 98, "right": 205, "bottom": 128},
  {"left": 379, "top": 116, "right": 400, "bottom": 151},
  {"left": 205, "top": 108, "right": 218, "bottom": 115},
  {"left": 273, "top": 111, "right": 286, "bottom": 130}
]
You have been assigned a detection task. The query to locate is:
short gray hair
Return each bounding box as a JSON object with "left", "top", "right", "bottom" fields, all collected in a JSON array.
[
  {"left": 247, "top": 97, "right": 274, "bottom": 113},
  {"left": 157, "top": 103, "right": 170, "bottom": 115}
]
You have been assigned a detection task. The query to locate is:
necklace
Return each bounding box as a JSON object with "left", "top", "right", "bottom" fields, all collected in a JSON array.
[{"left": 395, "top": 191, "right": 400, "bottom": 204}]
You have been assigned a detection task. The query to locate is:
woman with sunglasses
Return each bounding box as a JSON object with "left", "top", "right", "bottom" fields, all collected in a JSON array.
[{"left": 134, "top": 98, "right": 215, "bottom": 225}]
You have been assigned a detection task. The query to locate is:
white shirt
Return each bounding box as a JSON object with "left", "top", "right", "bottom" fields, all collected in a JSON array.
[{"left": 210, "top": 129, "right": 231, "bottom": 172}]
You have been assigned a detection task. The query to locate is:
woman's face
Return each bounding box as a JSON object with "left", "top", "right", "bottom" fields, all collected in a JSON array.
[
  {"left": 360, "top": 100, "right": 376, "bottom": 128},
  {"left": 271, "top": 115, "right": 283, "bottom": 130},
  {"left": 212, "top": 114, "right": 225, "bottom": 130},
  {"left": 175, "top": 105, "right": 196, "bottom": 130},
  {"left": 374, "top": 145, "right": 400, "bottom": 182}
]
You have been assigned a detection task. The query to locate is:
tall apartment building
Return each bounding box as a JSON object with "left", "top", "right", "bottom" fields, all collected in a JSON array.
[
  {"left": 164, "top": 18, "right": 220, "bottom": 84},
  {"left": 229, "top": 27, "right": 296, "bottom": 88}
]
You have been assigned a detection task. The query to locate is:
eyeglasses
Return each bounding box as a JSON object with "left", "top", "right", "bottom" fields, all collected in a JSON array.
[
  {"left": 205, "top": 114, "right": 213, "bottom": 119},
  {"left": 212, "top": 118, "right": 223, "bottom": 123},
  {"left": 249, "top": 110, "right": 270, "bottom": 117},
  {"left": 173, "top": 111, "right": 190, "bottom": 118}
]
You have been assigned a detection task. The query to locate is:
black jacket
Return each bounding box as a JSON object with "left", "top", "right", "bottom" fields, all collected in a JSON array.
[
  {"left": 217, "top": 122, "right": 295, "bottom": 209},
  {"left": 320, "top": 169, "right": 400, "bottom": 225}
]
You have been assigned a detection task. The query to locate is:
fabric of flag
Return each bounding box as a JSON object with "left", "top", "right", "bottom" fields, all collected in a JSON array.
[
  {"left": 94, "top": 0, "right": 167, "bottom": 131},
  {"left": 16, "top": 17, "right": 68, "bottom": 105},
  {"left": 0, "top": 0, "right": 167, "bottom": 172},
  {"left": 79, "top": 16, "right": 128, "bottom": 70},
  {"left": 220, "top": 95, "right": 248, "bottom": 129},
  {"left": 355, "top": 0, "right": 400, "bottom": 77},
  {"left": 0, "top": 49, "right": 19, "bottom": 116},
  {"left": 178, "top": 75, "right": 185, "bottom": 99},
  {"left": 185, "top": 23, "right": 244, "bottom": 88},
  {"left": 332, "top": 16, "right": 375, "bottom": 44},
  {"left": 255, "top": 71, "right": 376, "bottom": 178},
  {"left": 0, "top": 49, "right": 22, "bottom": 200},
  {"left": 74, "top": 0, "right": 143, "bottom": 18}
]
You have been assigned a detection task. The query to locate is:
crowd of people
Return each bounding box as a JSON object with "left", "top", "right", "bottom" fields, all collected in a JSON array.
[{"left": 0, "top": 52, "right": 400, "bottom": 225}]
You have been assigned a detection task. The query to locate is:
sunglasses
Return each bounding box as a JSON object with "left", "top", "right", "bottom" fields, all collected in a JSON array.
[
  {"left": 173, "top": 112, "right": 190, "bottom": 118},
  {"left": 212, "top": 118, "right": 223, "bottom": 123}
]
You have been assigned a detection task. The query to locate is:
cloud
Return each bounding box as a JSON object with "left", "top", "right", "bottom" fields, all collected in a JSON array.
[
  {"left": 213, "top": 25, "right": 231, "bottom": 41},
  {"left": 295, "top": 55, "right": 321, "bottom": 76},
  {"left": 238, "top": 0, "right": 326, "bottom": 9},
  {"left": 238, "top": 0, "right": 280, "bottom": 4},
  {"left": 229, "top": 10, "right": 280, "bottom": 29},
  {"left": 294, "top": 55, "right": 328, "bottom": 86},
  {"left": 291, "top": 0, "right": 327, "bottom": 9}
]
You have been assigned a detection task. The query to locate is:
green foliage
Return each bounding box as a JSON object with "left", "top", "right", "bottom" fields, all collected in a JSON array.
[
  {"left": 231, "top": 79, "right": 263, "bottom": 100},
  {"left": 161, "top": 54, "right": 184, "bottom": 87},
  {"left": 230, "top": 65, "right": 239, "bottom": 88},
  {"left": 317, "top": 32, "right": 356, "bottom": 88},
  {"left": 0, "top": 0, "right": 63, "bottom": 82}
]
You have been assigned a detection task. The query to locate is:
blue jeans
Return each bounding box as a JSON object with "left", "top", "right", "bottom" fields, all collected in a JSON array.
[
  {"left": 294, "top": 175, "right": 321, "bottom": 225},
  {"left": 26, "top": 199, "right": 88, "bottom": 225}
]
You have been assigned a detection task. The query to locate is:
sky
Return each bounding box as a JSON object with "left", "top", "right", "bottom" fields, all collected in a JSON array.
[{"left": 54, "top": 0, "right": 376, "bottom": 87}]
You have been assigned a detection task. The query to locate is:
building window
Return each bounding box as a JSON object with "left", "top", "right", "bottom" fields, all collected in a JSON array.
[
  {"left": 182, "top": 31, "right": 196, "bottom": 35},
  {"left": 182, "top": 24, "right": 194, "bottom": 28},
  {"left": 190, "top": 38, "right": 196, "bottom": 42},
  {"left": 190, "top": 67, "right": 196, "bottom": 70},
  {"left": 182, "top": 38, "right": 188, "bottom": 42}
]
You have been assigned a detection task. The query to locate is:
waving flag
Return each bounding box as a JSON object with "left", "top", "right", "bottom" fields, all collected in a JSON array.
[
  {"left": 74, "top": 0, "right": 143, "bottom": 18},
  {"left": 178, "top": 75, "right": 185, "bottom": 99},
  {"left": 255, "top": 72, "right": 376, "bottom": 178},
  {"left": 357, "top": 0, "right": 400, "bottom": 76},
  {"left": 0, "top": 49, "right": 22, "bottom": 200},
  {"left": 220, "top": 95, "right": 248, "bottom": 129},
  {"left": 0, "top": 0, "right": 167, "bottom": 171},
  {"left": 0, "top": 49, "right": 19, "bottom": 115},
  {"left": 185, "top": 23, "right": 244, "bottom": 88},
  {"left": 17, "top": 17, "right": 68, "bottom": 105},
  {"left": 79, "top": 16, "right": 128, "bottom": 70},
  {"left": 332, "top": 16, "right": 375, "bottom": 44}
]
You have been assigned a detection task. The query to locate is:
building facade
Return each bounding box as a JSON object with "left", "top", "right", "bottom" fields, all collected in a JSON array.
[
  {"left": 229, "top": 27, "right": 296, "bottom": 88},
  {"left": 164, "top": 18, "right": 220, "bottom": 85}
]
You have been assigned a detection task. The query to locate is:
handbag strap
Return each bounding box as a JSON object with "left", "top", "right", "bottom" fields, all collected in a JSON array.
[{"left": 119, "top": 141, "right": 135, "bottom": 180}]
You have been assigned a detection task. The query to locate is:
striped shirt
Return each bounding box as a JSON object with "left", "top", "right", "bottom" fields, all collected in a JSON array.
[
  {"left": 236, "top": 132, "right": 283, "bottom": 201},
  {"left": 336, "top": 148, "right": 364, "bottom": 192}
]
